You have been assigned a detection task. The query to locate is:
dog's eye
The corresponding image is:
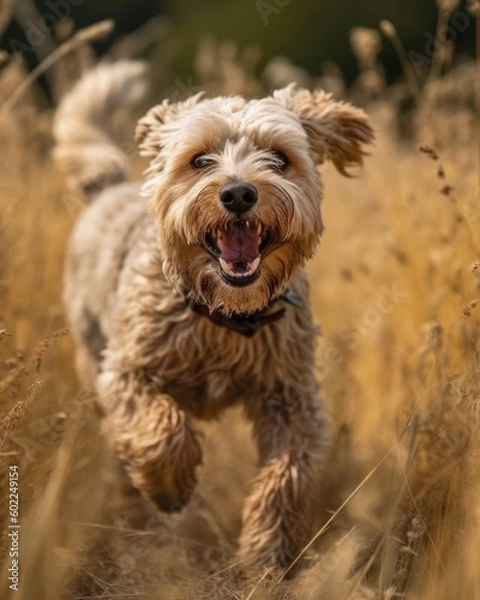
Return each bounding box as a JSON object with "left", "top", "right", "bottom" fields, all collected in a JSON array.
[
  {"left": 191, "top": 154, "right": 215, "bottom": 170},
  {"left": 271, "top": 151, "right": 290, "bottom": 172}
]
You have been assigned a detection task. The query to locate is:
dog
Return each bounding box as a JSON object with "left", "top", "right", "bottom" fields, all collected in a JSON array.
[{"left": 54, "top": 60, "right": 374, "bottom": 569}]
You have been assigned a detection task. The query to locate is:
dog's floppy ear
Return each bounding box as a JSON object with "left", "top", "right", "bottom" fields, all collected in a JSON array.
[
  {"left": 274, "top": 85, "right": 374, "bottom": 175},
  {"left": 135, "top": 92, "right": 205, "bottom": 158}
]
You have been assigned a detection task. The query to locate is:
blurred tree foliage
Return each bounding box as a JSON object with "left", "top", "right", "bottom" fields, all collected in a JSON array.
[
  {"left": 168, "top": 0, "right": 442, "bottom": 82},
  {"left": 1, "top": 0, "right": 476, "bottom": 88}
]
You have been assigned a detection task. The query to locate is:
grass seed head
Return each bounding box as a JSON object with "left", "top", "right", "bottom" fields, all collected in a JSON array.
[
  {"left": 350, "top": 27, "right": 382, "bottom": 69},
  {"left": 379, "top": 20, "right": 396, "bottom": 39},
  {"left": 468, "top": 0, "right": 480, "bottom": 16},
  {"left": 437, "top": 0, "right": 462, "bottom": 12}
]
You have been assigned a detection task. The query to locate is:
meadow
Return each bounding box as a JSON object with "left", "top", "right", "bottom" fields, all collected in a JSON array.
[{"left": 1, "top": 9, "right": 480, "bottom": 599}]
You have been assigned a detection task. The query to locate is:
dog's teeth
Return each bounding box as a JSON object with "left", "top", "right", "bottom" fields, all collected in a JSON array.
[
  {"left": 250, "top": 257, "right": 260, "bottom": 273},
  {"left": 219, "top": 256, "right": 261, "bottom": 279}
]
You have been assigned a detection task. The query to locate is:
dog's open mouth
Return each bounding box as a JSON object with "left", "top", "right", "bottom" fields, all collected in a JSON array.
[{"left": 205, "top": 222, "right": 268, "bottom": 287}]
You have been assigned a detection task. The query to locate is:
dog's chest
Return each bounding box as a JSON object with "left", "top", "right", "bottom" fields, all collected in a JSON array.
[{"left": 157, "top": 314, "right": 290, "bottom": 418}]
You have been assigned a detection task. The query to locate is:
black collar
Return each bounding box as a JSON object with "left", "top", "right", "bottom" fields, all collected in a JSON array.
[{"left": 189, "top": 289, "right": 305, "bottom": 337}]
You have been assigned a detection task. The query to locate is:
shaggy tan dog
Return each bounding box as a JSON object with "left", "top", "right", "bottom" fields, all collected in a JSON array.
[{"left": 54, "top": 61, "right": 374, "bottom": 569}]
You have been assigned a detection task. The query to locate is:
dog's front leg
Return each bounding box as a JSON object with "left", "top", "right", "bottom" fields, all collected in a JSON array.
[
  {"left": 239, "top": 387, "right": 330, "bottom": 569},
  {"left": 97, "top": 368, "right": 202, "bottom": 512}
]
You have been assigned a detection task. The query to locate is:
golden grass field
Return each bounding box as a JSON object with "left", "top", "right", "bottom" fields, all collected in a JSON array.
[{"left": 1, "top": 12, "right": 480, "bottom": 600}]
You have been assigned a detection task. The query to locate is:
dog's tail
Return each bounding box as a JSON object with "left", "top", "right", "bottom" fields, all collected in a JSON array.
[{"left": 53, "top": 60, "right": 147, "bottom": 202}]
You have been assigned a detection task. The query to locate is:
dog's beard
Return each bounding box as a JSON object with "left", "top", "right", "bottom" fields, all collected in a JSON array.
[
  {"left": 161, "top": 236, "right": 303, "bottom": 316},
  {"left": 158, "top": 205, "right": 316, "bottom": 315}
]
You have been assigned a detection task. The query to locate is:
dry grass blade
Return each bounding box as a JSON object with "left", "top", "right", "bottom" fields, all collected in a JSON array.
[
  {"left": 0, "top": 50, "right": 9, "bottom": 68},
  {"left": 12, "top": 0, "right": 57, "bottom": 90},
  {"left": 379, "top": 20, "right": 421, "bottom": 102},
  {"left": 280, "top": 412, "right": 418, "bottom": 582},
  {"left": 11, "top": 422, "right": 80, "bottom": 599},
  {"left": 0, "top": 328, "right": 69, "bottom": 395},
  {"left": 245, "top": 567, "right": 275, "bottom": 600},
  {"left": 0, "top": 19, "right": 115, "bottom": 115},
  {"left": 0, "top": 379, "right": 42, "bottom": 444},
  {"left": 429, "top": 4, "right": 456, "bottom": 81},
  {"left": 0, "top": 0, "right": 13, "bottom": 36},
  {"left": 109, "top": 16, "right": 169, "bottom": 59},
  {"left": 0, "top": 360, "right": 27, "bottom": 395},
  {"left": 418, "top": 144, "right": 480, "bottom": 253}
]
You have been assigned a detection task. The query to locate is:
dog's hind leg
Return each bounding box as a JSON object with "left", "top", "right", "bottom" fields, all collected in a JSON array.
[
  {"left": 97, "top": 369, "right": 203, "bottom": 512},
  {"left": 239, "top": 386, "right": 331, "bottom": 569}
]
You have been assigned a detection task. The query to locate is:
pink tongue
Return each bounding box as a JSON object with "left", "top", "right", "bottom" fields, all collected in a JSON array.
[{"left": 220, "top": 223, "right": 259, "bottom": 262}]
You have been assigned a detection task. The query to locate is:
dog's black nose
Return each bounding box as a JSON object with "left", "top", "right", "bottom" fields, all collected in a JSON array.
[{"left": 220, "top": 182, "right": 258, "bottom": 214}]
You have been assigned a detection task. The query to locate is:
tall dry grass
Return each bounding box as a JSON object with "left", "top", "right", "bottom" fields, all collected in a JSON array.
[{"left": 1, "top": 10, "right": 480, "bottom": 600}]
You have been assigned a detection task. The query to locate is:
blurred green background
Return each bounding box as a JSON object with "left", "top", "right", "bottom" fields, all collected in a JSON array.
[
  {"left": 167, "top": 0, "right": 441, "bottom": 82},
  {"left": 1, "top": 0, "right": 476, "bottom": 90}
]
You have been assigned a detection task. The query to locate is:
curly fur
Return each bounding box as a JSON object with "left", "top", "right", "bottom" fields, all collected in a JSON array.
[{"left": 55, "top": 61, "right": 374, "bottom": 569}]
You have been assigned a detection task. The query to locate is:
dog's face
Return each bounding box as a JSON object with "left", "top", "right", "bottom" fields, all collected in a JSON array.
[{"left": 136, "top": 86, "right": 374, "bottom": 315}]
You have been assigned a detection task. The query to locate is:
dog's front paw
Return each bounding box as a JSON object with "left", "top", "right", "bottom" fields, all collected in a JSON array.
[
  {"left": 149, "top": 471, "right": 197, "bottom": 513},
  {"left": 125, "top": 447, "right": 202, "bottom": 513},
  {"left": 237, "top": 458, "right": 309, "bottom": 570},
  {"left": 108, "top": 391, "right": 204, "bottom": 513},
  {"left": 237, "top": 518, "right": 305, "bottom": 571},
  {"left": 123, "top": 422, "right": 203, "bottom": 513}
]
